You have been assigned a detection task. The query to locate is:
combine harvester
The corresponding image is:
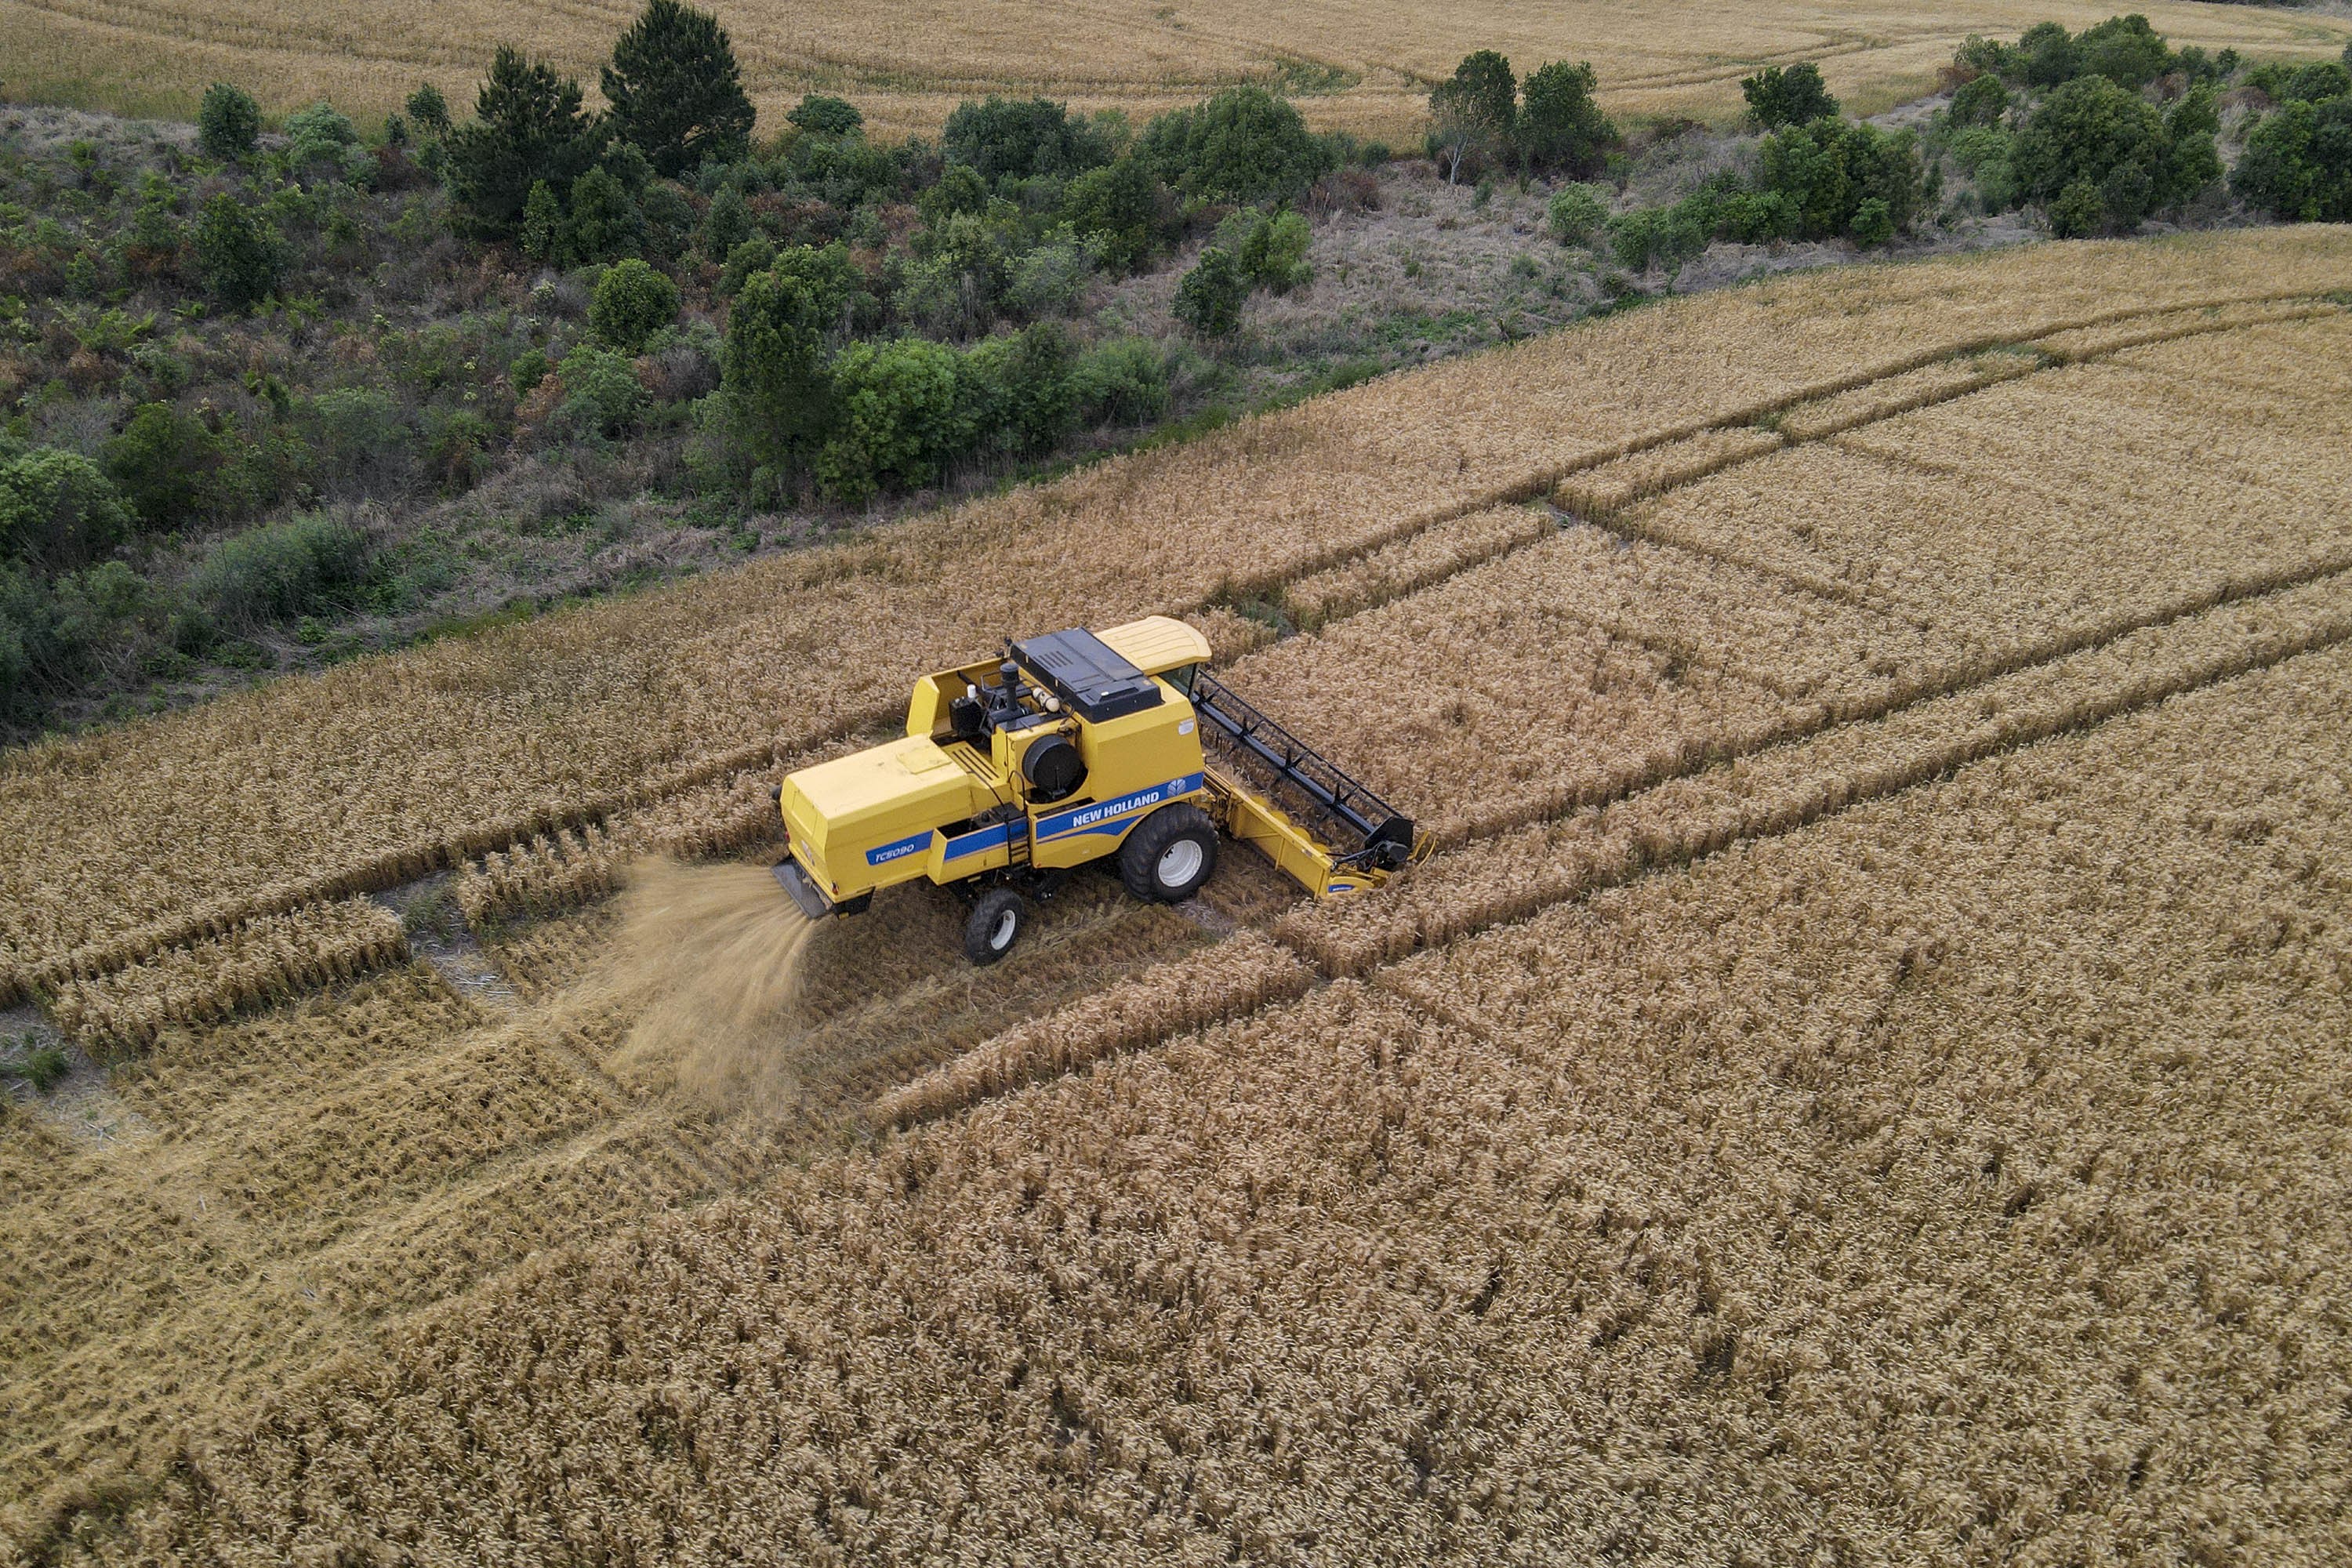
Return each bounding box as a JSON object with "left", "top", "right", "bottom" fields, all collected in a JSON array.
[{"left": 771, "top": 617, "right": 1419, "bottom": 962}]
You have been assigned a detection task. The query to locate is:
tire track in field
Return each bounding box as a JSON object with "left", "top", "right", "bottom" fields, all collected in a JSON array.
[
  {"left": 27, "top": 292, "right": 2345, "bottom": 1022},
  {"left": 873, "top": 555, "right": 2352, "bottom": 1128}
]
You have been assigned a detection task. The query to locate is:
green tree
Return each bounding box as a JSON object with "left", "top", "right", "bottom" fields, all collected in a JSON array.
[
  {"left": 1517, "top": 60, "right": 1616, "bottom": 176},
  {"left": 406, "top": 82, "right": 451, "bottom": 133},
  {"left": 590, "top": 258, "right": 681, "bottom": 350},
  {"left": 197, "top": 82, "right": 261, "bottom": 161},
  {"left": 194, "top": 194, "right": 283, "bottom": 308},
  {"left": 1948, "top": 74, "right": 2009, "bottom": 129},
  {"left": 943, "top": 96, "right": 1112, "bottom": 183},
  {"left": 1061, "top": 156, "right": 1169, "bottom": 273},
  {"left": 701, "top": 184, "right": 752, "bottom": 257},
  {"left": 2013, "top": 74, "right": 2204, "bottom": 230},
  {"left": 1429, "top": 50, "right": 1517, "bottom": 182},
  {"left": 815, "top": 337, "right": 969, "bottom": 503},
  {"left": 960, "top": 322, "right": 1078, "bottom": 456},
  {"left": 445, "top": 47, "right": 604, "bottom": 240},
  {"left": 562, "top": 165, "right": 644, "bottom": 261},
  {"left": 0, "top": 449, "right": 132, "bottom": 570},
  {"left": 103, "top": 404, "right": 222, "bottom": 529},
  {"left": 2074, "top": 14, "right": 2172, "bottom": 92},
  {"left": 1236, "top": 209, "right": 1311, "bottom": 292},
  {"left": 786, "top": 95, "right": 863, "bottom": 136},
  {"left": 1740, "top": 63, "right": 1838, "bottom": 130},
  {"left": 2015, "top": 22, "right": 2080, "bottom": 88},
  {"left": 2232, "top": 96, "right": 2352, "bottom": 221},
  {"left": 521, "top": 180, "right": 565, "bottom": 263},
  {"left": 721, "top": 267, "right": 836, "bottom": 470},
  {"left": 1138, "top": 86, "right": 1336, "bottom": 205},
  {"left": 1173, "top": 245, "right": 1248, "bottom": 337},
  {"left": 602, "top": 0, "right": 755, "bottom": 179}
]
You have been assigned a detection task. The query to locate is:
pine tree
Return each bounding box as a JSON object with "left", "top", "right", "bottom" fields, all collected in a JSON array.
[
  {"left": 445, "top": 47, "right": 604, "bottom": 241},
  {"left": 603, "top": 0, "right": 756, "bottom": 179}
]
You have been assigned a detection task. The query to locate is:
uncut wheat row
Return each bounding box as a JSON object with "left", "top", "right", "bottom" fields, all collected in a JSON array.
[
  {"left": 1277, "top": 564, "right": 2352, "bottom": 976},
  {"left": 5, "top": 232, "right": 2347, "bottom": 998},
  {"left": 78, "top": 638, "right": 2352, "bottom": 1565}
]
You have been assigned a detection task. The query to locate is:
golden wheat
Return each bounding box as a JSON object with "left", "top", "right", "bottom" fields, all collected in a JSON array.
[
  {"left": 5, "top": 0, "right": 2343, "bottom": 137},
  {"left": 73, "top": 636, "right": 2351, "bottom": 1564}
]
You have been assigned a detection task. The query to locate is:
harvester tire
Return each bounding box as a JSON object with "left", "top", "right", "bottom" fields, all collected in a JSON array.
[
  {"left": 964, "top": 887, "right": 1027, "bottom": 965},
  {"left": 1120, "top": 804, "right": 1218, "bottom": 903}
]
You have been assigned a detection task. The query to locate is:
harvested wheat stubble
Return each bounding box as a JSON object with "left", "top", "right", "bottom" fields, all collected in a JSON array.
[
  {"left": 1279, "top": 505, "right": 1555, "bottom": 630},
  {"left": 1277, "top": 564, "right": 2352, "bottom": 976},
  {"left": 871, "top": 930, "right": 1315, "bottom": 1127},
  {"left": 78, "top": 640, "right": 2352, "bottom": 1566},
  {"left": 1553, "top": 426, "right": 1788, "bottom": 518},
  {"left": 7, "top": 233, "right": 2350, "bottom": 1004},
  {"left": 42, "top": 897, "right": 408, "bottom": 1058}
]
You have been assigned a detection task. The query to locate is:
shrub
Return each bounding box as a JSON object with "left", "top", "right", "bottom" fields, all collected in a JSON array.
[
  {"left": 191, "top": 514, "right": 368, "bottom": 628},
  {"left": 702, "top": 185, "right": 752, "bottom": 258},
  {"left": 717, "top": 235, "right": 777, "bottom": 296},
  {"left": 103, "top": 403, "right": 222, "bottom": 530},
  {"left": 2013, "top": 74, "right": 2205, "bottom": 230},
  {"left": 283, "top": 102, "right": 359, "bottom": 170},
  {"left": 959, "top": 323, "right": 1078, "bottom": 458},
  {"left": 406, "top": 82, "right": 450, "bottom": 134},
  {"left": 1138, "top": 86, "right": 1337, "bottom": 205},
  {"left": 1849, "top": 195, "right": 1894, "bottom": 247},
  {"left": 1236, "top": 209, "right": 1311, "bottom": 292},
  {"left": 590, "top": 258, "right": 681, "bottom": 349},
  {"left": 194, "top": 194, "right": 284, "bottom": 308},
  {"left": 2048, "top": 178, "right": 2104, "bottom": 238},
  {"left": 786, "top": 95, "right": 863, "bottom": 137},
  {"left": 943, "top": 96, "right": 1112, "bottom": 183},
  {"left": 2015, "top": 21, "right": 2079, "bottom": 88},
  {"left": 1061, "top": 156, "right": 1170, "bottom": 274},
  {"left": 521, "top": 180, "right": 566, "bottom": 263},
  {"left": 1741, "top": 63, "right": 1838, "bottom": 130},
  {"left": 1517, "top": 61, "right": 1617, "bottom": 176},
  {"left": 1070, "top": 336, "right": 1171, "bottom": 426},
  {"left": 553, "top": 344, "right": 644, "bottom": 437},
  {"left": 815, "top": 336, "right": 967, "bottom": 502},
  {"left": 1546, "top": 183, "right": 1608, "bottom": 245},
  {"left": 603, "top": 0, "right": 756, "bottom": 177},
  {"left": 564, "top": 165, "right": 644, "bottom": 262},
  {"left": 445, "top": 47, "right": 606, "bottom": 240},
  {"left": 1948, "top": 74, "right": 2009, "bottom": 129},
  {"left": 303, "top": 387, "right": 410, "bottom": 492},
  {"left": 1756, "top": 119, "right": 1922, "bottom": 239},
  {"left": 1173, "top": 245, "right": 1248, "bottom": 337},
  {"left": 509, "top": 348, "right": 551, "bottom": 397},
  {"left": 2230, "top": 95, "right": 2352, "bottom": 221},
  {"left": 2074, "top": 14, "right": 2172, "bottom": 92},
  {"left": 1, "top": 448, "right": 132, "bottom": 569},
  {"left": 1007, "top": 239, "right": 1094, "bottom": 317},
  {"left": 198, "top": 82, "right": 261, "bottom": 161}
]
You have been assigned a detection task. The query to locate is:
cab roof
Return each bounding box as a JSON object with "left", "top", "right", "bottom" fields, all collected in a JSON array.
[{"left": 1094, "top": 615, "right": 1213, "bottom": 677}]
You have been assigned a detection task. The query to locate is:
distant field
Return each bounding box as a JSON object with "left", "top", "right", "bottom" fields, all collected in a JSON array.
[{"left": 0, "top": 0, "right": 2347, "bottom": 134}]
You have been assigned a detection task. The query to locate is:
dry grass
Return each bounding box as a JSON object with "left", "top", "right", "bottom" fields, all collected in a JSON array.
[
  {"left": 7, "top": 230, "right": 2346, "bottom": 1018},
  {"left": 2, "top": 0, "right": 2344, "bottom": 136},
  {"left": 71, "top": 637, "right": 2351, "bottom": 1563}
]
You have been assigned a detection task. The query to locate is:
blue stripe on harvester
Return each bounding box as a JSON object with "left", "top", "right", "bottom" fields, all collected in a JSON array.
[
  {"left": 865, "top": 829, "right": 935, "bottom": 867},
  {"left": 1035, "top": 773, "right": 1203, "bottom": 844},
  {"left": 943, "top": 821, "right": 1014, "bottom": 861}
]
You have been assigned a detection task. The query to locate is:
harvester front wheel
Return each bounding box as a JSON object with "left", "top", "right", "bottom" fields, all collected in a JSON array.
[
  {"left": 964, "top": 887, "right": 1028, "bottom": 965},
  {"left": 1120, "top": 804, "right": 1219, "bottom": 903}
]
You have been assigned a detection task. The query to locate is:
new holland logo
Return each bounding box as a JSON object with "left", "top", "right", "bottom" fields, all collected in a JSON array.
[{"left": 1038, "top": 774, "right": 1203, "bottom": 841}]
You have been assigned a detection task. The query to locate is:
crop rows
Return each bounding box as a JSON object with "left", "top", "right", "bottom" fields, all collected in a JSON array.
[
  {"left": 80, "top": 637, "right": 2352, "bottom": 1563},
  {"left": 42, "top": 897, "right": 408, "bottom": 1058},
  {"left": 5, "top": 232, "right": 2346, "bottom": 1010}
]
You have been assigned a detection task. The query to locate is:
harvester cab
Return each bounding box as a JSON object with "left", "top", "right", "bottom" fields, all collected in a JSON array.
[{"left": 771, "top": 616, "right": 1418, "bottom": 964}]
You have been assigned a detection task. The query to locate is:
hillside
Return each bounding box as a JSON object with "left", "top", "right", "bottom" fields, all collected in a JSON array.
[{"left": 5, "top": 227, "right": 2350, "bottom": 1558}]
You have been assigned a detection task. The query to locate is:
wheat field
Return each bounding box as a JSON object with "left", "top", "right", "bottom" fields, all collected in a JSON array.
[
  {"left": 1, "top": 0, "right": 2347, "bottom": 133},
  {"left": 5, "top": 228, "right": 2351, "bottom": 1557}
]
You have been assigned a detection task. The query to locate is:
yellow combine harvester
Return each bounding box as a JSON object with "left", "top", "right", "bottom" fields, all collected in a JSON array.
[{"left": 771, "top": 616, "right": 1417, "bottom": 963}]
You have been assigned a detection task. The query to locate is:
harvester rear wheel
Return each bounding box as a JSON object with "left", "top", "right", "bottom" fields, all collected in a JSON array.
[
  {"left": 964, "top": 886, "right": 1028, "bottom": 965},
  {"left": 1120, "top": 804, "right": 1219, "bottom": 903}
]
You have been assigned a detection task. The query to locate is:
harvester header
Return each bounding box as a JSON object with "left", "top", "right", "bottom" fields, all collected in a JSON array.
[{"left": 771, "top": 617, "right": 1417, "bottom": 963}]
